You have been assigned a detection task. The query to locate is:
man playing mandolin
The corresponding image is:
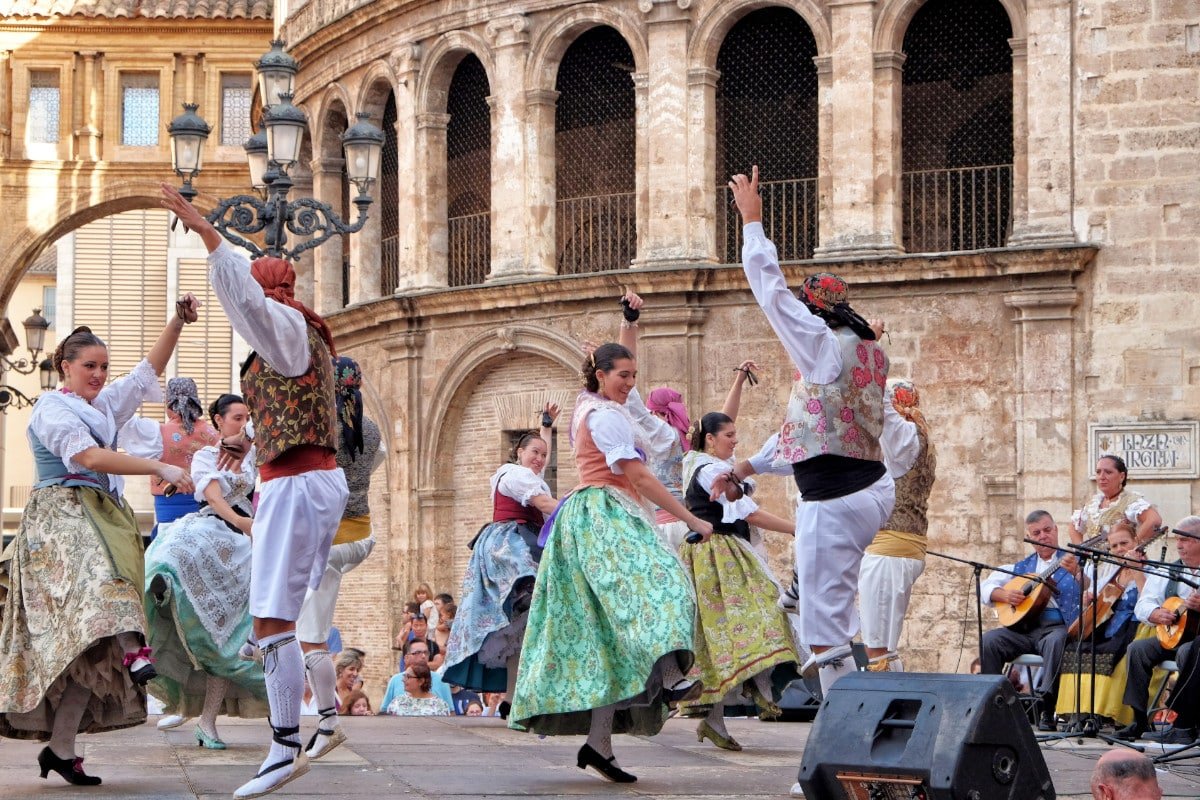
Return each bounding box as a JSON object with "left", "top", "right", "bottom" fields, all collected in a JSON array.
[
  {"left": 980, "top": 511, "right": 1086, "bottom": 732},
  {"left": 1115, "top": 516, "right": 1200, "bottom": 743}
]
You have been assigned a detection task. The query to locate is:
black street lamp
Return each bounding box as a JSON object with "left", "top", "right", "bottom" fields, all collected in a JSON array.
[
  {"left": 167, "top": 39, "right": 384, "bottom": 261},
  {"left": 0, "top": 308, "right": 54, "bottom": 413}
]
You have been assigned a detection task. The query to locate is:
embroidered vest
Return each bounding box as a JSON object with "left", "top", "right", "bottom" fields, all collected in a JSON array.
[
  {"left": 1080, "top": 490, "right": 1141, "bottom": 541},
  {"left": 152, "top": 419, "right": 219, "bottom": 496},
  {"left": 684, "top": 469, "right": 749, "bottom": 541},
  {"left": 1014, "top": 552, "right": 1082, "bottom": 626},
  {"left": 240, "top": 327, "right": 338, "bottom": 467},
  {"left": 776, "top": 327, "right": 888, "bottom": 464},
  {"left": 881, "top": 428, "right": 936, "bottom": 536},
  {"left": 493, "top": 490, "right": 545, "bottom": 528},
  {"left": 574, "top": 415, "right": 641, "bottom": 504}
]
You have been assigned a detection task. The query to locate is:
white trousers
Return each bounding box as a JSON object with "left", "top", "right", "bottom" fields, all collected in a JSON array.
[
  {"left": 857, "top": 553, "right": 925, "bottom": 650},
  {"left": 793, "top": 472, "right": 894, "bottom": 647},
  {"left": 250, "top": 467, "right": 348, "bottom": 621},
  {"left": 296, "top": 536, "right": 375, "bottom": 644}
]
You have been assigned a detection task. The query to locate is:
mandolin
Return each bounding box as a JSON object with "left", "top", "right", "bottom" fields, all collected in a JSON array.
[
  {"left": 1156, "top": 594, "right": 1200, "bottom": 649},
  {"left": 1069, "top": 527, "right": 1168, "bottom": 641},
  {"left": 994, "top": 531, "right": 1106, "bottom": 630}
]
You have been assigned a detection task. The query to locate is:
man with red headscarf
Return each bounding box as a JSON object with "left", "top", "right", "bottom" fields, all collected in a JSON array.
[
  {"left": 162, "top": 184, "right": 349, "bottom": 799},
  {"left": 727, "top": 167, "right": 917, "bottom": 705}
]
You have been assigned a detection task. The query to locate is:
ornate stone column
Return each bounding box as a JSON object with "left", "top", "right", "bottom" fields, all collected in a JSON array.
[
  {"left": 309, "top": 156, "right": 346, "bottom": 314},
  {"left": 349, "top": 174, "right": 381, "bottom": 304},
  {"left": 815, "top": 0, "right": 902, "bottom": 257},
  {"left": 525, "top": 88, "right": 559, "bottom": 276},
  {"left": 1008, "top": 1, "right": 1076, "bottom": 247},
  {"left": 634, "top": 0, "right": 695, "bottom": 267},
  {"left": 0, "top": 51, "right": 12, "bottom": 158},
  {"left": 636, "top": 301, "right": 709, "bottom": 411},
  {"left": 75, "top": 52, "right": 101, "bottom": 161},
  {"left": 686, "top": 66, "right": 720, "bottom": 262},
  {"left": 1004, "top": 287, "right": 1080, "bottom": 516},
  {"left": 385, "top": 330, "right": 429, "bottom": 616},
  {"left": 484, "top": 15, "right": 551, "bottom": 279},
  {"left": 416, "top": 111, "right": 450, "bottom": 286},
  {"left": 390, "top": 45, "right": 437, "bottom": 290},
  {"left": 872, "top": 50, "right": 906, "bottom": 253}
]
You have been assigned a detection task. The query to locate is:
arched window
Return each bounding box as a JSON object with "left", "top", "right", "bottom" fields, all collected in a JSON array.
[
  {"left": 446, "top": 55, "right": 491, "bottom": 287},
  {"left": 716, "top": 7, "right": 819, "bottom": 262},
  {"left": 555, "top": 26, "right": 636, "bottom": 275},
  {"left": 380, "top": 92, "right": 398, "bottom": 295},
  {"left": 901, "top": 0, "right": 1013, "bottom": 252}
]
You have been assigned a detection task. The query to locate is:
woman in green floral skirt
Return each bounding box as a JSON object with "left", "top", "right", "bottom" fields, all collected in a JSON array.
[{"left": 510, "top": 343, "right": 713, "bottom": 783}]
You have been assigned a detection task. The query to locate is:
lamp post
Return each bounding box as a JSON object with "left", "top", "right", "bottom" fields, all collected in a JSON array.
[
  {"left": 167, "top": 39, "right": 384, "bottom": 261},
  {"left": 0, "top": 308, "right": 55, "bottom": 413}
]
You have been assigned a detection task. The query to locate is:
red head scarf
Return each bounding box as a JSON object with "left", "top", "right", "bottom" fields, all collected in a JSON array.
[
  {"left": 250, "top": 256, "right": 337, "bottom": 358},
  {"left": 646, "top": 387, "right": 691, "bottom": 452}
]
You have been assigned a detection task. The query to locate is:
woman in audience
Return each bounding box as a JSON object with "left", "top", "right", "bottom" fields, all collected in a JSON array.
[
  {"left": 384, "top": 664, "right": 451, "bottom": 716},
  {"left": 335, "top": 651, "right": 364, "bottom": 710}
]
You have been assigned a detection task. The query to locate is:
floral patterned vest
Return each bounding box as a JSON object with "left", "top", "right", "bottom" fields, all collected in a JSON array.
[
  {"left": 153, "top": 419, "right": 219, "bottom": 496},
  {"left": 777, "top": 327, "right": 887, "bottom": 464},
  {"left": 240, "top": 327, "right": 338, "bottom": 467}
]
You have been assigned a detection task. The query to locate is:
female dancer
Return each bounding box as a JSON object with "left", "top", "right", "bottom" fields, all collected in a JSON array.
[
  {"left": 1071, "top": 455, "right": 1162, "bottom": 547},
  {"left": 681, "top": 411, "right": 797, "bottom": 751},
  {"left": 510, "top": 343, "right": 712, "bottom": 783},
  {"left": 615, "top": 290, "right": 757, "bottom": 550},
  {"left": 0, "top": 306, "right": 198, "bottom": 785},
  {"left": 143, "top": 393, "right": 268, "bottom": 749},
  {"left": 120, "top": 377, "right": 219, "bottom": 539},
  {"left": 443, "top": 405, "right": 559, "bottom": 709}
]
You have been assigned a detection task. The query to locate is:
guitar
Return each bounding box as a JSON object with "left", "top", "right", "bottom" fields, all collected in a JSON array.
[
  {"left": 993, "top": 531, "right": 1105, "bottom": 630},
  {"left": 1155, "top": 595, "right": 1200, "bottom": 649},
  {"left": 1069, "top": 527, "right": 1169, "bottom": 641}
]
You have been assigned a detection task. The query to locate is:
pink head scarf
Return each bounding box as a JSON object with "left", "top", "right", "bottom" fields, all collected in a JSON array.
[{"left": 646, "top": 387, "right": 691, "bottom": 452}]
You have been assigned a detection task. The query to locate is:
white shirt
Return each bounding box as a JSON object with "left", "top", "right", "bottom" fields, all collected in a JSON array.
[
  {"left": 208, "top": 241, "right": 310, "bottom": 377},
  {"left": 624, "top": 387, "right": 680, "bottom": 468},
  {"left": 587, "top": 407, "right": 642, "bottom": 473},
  {"left": 741, "top": 222, "right": 842, "bottom": 384},
  {"left": 29, "top": 358, "right": 162, "bottom": 494},
  {"left": 1135, "top": 563, "right": 1200, "bottom": 624},
  {"left": 981, "top": 556, "right": 1066, "bottom": 611},
  {"left": 490, "top": 463, "right": 551, "bottom": 506},
  {"left": 685, "top": 452, "right": 759, "bottom": 524},
  {"left": 190, "top": 445, "right": 257, "bottom": 508},
  {"left": 119, "top": 415, "right": 165, "bottom": 459}
]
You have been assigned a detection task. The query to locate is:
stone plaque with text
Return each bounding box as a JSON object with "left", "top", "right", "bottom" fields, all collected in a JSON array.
[{"left": 1089, "top": 422, "right": 1200, "bottom": 480}]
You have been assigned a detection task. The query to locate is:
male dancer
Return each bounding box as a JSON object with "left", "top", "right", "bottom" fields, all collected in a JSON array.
[
  {"left": 859, "top": 380, "right": 937, "bottom": 671},
  {"left": 162, "top": 184, "right": 349, "bottom": 799},
  {"left": 727, "top": 167, "right": 909, "bottom": 697}
]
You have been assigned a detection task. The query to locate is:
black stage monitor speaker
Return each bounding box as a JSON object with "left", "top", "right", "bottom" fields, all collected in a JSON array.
[{"left": 796, "top": 672, "right": 1054, "bottom": 800}]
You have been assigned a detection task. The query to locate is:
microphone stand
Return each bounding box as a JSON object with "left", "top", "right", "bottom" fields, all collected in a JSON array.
[{"left": 925, "top": 550, "right": 1030, "bottom": 668}]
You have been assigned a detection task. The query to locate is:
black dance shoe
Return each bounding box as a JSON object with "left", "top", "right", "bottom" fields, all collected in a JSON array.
[
  {"left": 576, "top": 744, "right": 637, "bottom": 783},
  {"left": 663, "top": 679, "right": 703, "bottom": 706},
  {"left": 1143, "top": 726, "right": 1198, "bottom": 745},
  {"left": 1037, "top": 712, "right": 1058, "bottom": 732},
  {"left": 38, "top": 746, "right": 102, "bottom": 786}
]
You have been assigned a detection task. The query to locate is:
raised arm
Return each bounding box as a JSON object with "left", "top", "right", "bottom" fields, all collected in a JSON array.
[
  {"left": 145, "top": 293, "right": 199, "bottom": 375},
  {"left": 721, "top": 360, "right": 759, "bottom": 421},
  {"left": 616, "top": 288, "right": 642, "bottom": 357}
]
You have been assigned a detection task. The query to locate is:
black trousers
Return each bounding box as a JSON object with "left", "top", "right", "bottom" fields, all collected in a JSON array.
[
  {"left": 1122, "top": 637, "right": 1178, "bottom": 713},
  {"left": 981, "top": 620, "right": 1068, "bottom": 704},
  {"left": 1165, "top": 640, "right": 1200, "bottom": 728}
]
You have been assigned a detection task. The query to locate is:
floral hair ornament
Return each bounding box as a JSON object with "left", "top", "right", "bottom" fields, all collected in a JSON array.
[{"left": 799, "top": 271, "right": 877, "bottom": 341}]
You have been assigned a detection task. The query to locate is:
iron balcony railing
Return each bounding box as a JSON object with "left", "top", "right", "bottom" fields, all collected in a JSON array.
[
  {"left": 448, "top": 211, "right": 491, "bottom": 287},
  {"left": 718, "top": 177, "right": 818, "bottom": 263},
  {"left": 902, "top": 163, "right": 1012, "bottom": 253},
  {"left": 556, "top": 192, "right": 636, "bottom": 275},
  {"left": 381, "top": 236, "right": 398, "bottom": 295}
]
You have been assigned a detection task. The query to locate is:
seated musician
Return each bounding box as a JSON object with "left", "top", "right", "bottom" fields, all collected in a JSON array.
[
  {"left": 1054, "top": 520, "right": 1146, "bottom": 725},
  {"left": 1115, "top": 515, "right": 1200, "bottom": 742},
  {"left": 980, "top": 510, "right": 1085, "bottom": 732}
]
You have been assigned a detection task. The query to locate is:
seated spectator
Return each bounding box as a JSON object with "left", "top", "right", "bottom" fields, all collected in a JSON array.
[
  {"left": 384, "top": 663, "right": 451, "bottom": 716},
  {"left": 1090, "top": 750, "right": 1162, "bottom": 800},
  {"left": 382, "top": 639, "right": 454, "bottom": 712},
  {"left": 433, "top": 602, "right": 455, "bottom": 654},
  {"left": 451, "top": 684, "right": 481, "bottom": 716},
  {"left": 344, "top": 690, "right": 373, "bottom": 716},
  {"left": 482, "top": 692, "right": 504, "bottom": 717},
  {"left": 335, "top": 650, "right": 364, "bottom": 709},
  {"left": 465, "top": 700, "right": 484, "bottom": 717},
  {"left": 393, "top": 602, "right": 421, "bottom": 652}
]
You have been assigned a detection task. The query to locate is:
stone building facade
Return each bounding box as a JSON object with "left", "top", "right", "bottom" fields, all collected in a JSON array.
[{"left": 269, "top": 0, "right": 1199, "bottom": 690}]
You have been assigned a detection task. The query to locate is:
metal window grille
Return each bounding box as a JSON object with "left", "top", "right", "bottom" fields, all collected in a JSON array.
[
  {"left": 555, "top": 27, "right": 636, "bottom": 275},
  {"left": 220, "top": 74, "right": 253, "bottom": 147},
  {"left": 446, "top": 55, "right": 491, "bottom": 287},
  {"left": 28, "top": 71, "right": 60, "bottom": 144},
  {"left": 716, "top": 8, "right": 819, "bottom": 262},
  {"left": 122, "top": 73, "right": 160, "bottom": 146},
  {"left": 901, "top": 0, "right": 1013, "bottom": 252},
  {"left": 380, "top": 93, "right": 399, "bottom": 295}
]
